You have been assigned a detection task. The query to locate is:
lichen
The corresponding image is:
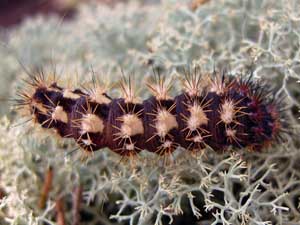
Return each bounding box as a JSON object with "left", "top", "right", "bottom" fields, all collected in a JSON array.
[{"left": 0, "top": 0, "right": 300, "bottom": 224}]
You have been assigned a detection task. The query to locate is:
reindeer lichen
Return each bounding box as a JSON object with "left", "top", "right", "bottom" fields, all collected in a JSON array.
[{"left": 0, "top": 0, "right": 300, "bottom": 225}]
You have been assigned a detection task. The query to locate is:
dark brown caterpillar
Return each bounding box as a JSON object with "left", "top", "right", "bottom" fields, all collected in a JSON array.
[{"left": 14, "top": 68, "right": 289, "bottom": 156}]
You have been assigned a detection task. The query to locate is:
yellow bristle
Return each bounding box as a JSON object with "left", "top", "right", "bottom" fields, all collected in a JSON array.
[{"left": 146, "top": 71, "right": 173, "bottom": 100}]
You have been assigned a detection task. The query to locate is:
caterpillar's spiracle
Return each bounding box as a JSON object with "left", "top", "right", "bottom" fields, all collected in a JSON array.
[{"left": 15, "top": 68, "right": 289, "bottom": 156}]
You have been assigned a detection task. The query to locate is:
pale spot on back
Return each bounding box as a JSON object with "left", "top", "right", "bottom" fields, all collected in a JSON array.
[
  {"left": 155, "top": 109, "right": 178, "bottom": 138},
  {"left": 89, "top": 88, "right": 111, "bottom": 104},
  {"left": 220, "top": 100, "right": 235, "bottom": 124},
  {"left": 81, "top": 113, "right": 104, "bottom": 134},
  {"left": 187, "top": 103, "right": 208, "bottom": 131},
  {"left": 32, "top": 100, "right": 48, "bottom": 114},
  {"left": 120, "top": 114, "right": 144, "bottom": 138},
  {"left": 52, "top": 106, "right": 68, "bottom": 123},
  {"left": 63, "top": 89, "right": 81, "bottom": 99}
]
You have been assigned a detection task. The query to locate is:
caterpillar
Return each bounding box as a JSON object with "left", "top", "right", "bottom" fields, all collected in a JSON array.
[{"left": 14, "top": 67, "right": 289, "bottom": 157}]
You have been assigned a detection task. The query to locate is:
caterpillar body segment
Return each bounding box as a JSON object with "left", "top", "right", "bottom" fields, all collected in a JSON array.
[{"left": 71, "top": 96, "right": 109, "bottom": 152}]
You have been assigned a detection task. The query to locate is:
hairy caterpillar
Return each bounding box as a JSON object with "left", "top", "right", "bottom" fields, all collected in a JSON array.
[{"left": 14, "top": 67, "right": 289, "bottom": 157}]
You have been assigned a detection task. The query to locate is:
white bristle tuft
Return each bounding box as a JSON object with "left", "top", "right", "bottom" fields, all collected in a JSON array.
[
  {"left": 209, "top": 76, "right": 226, "bottom": 94},
  {"left": 146, "top": 72, "right": 173, "bottom": 100},
  {"left": 182, "top": 67, "right": 204, "bottom": 97},
  {"left": 193, "top": 135, "right": 203, "bottom": 143},
  {"left": 125, "top": 143, "right": 135, "bottom": 151},
  {"left": 226, "top": 128, "right": 236, "bottom": 138},
  {"left": 119, "top": 75, "right": 140, "bottom": 103}
]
